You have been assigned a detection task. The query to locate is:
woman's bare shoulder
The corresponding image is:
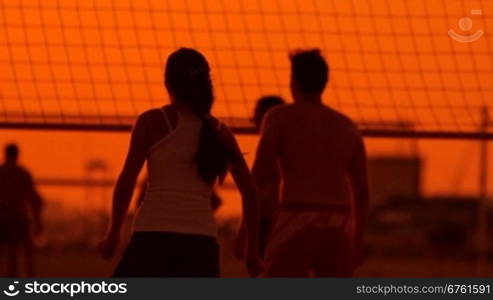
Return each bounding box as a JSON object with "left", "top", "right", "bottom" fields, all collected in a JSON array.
[
  {"left": 136, "top": 108, "right": 162, "bottom": 124},
  {"left": 135, "top": 105, "right": 177, "bottom": 129}
]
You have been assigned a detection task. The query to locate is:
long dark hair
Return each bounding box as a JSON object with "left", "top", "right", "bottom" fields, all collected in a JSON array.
[{"left": 164, "top": 48, "right": 228, "bottom": 185}]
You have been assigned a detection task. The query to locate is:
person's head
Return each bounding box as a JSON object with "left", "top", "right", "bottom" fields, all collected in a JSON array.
[
  {"left": 289, "top": 49, "right": 329, "bottom": 102},
  {"left": 164, "top": 48, "right": 228, "bottom": 185},
  {"left": 253, "top": 95, "right": 285, "bottom": 130},
  {"left": 4, "top": 143, "right": 19, "bottom": 164},
  {"left": 165, "top": 48, "right": 213, "bottom": 115}
]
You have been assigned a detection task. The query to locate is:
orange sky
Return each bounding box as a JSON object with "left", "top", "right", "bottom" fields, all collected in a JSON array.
[{"left": 1, "top": 0, "right": 493, "bottom": 217}]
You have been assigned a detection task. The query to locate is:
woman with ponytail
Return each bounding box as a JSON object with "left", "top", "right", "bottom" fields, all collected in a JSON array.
[{"left": 99, "top": 48, "right": 263, "bottom": 277}]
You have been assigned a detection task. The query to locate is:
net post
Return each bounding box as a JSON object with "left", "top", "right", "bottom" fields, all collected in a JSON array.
[{"left": 477, "top": 106, "right": 490, "bottom": 275}]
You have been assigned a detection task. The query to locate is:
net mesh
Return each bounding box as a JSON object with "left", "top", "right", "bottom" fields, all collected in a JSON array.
[{"left": 1, "top": 0, "right": 492, "bottom": 134}]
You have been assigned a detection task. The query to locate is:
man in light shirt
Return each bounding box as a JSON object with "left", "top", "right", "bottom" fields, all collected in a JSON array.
[{"left": 252, "top": 49, "right": 369, "bottom": 277}]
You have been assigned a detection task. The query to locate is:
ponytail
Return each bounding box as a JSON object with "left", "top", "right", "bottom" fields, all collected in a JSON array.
[{"left": 196, "top": 117, "right": 228, "bottom": 185}]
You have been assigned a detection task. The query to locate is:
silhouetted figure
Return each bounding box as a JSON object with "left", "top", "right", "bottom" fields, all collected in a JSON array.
[
  {"left": 235, "top": 95, "right": 285, "bottom": 260},
  {"left": 253, "top": 96, "right": 286, "bottom": 130},
  {"left": 252, "top": 50, "right": 369, "bottom": 277},
  {"left": 0, "top": 144, "right": 43, "bottom": 277},
  {"left": 99, "top": 48, "right": 263, "bottom": 277}
]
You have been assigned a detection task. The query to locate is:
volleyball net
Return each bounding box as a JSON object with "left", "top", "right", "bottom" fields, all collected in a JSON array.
[{"left": 1, "top": 0, "right": 492, "bottom": 138}]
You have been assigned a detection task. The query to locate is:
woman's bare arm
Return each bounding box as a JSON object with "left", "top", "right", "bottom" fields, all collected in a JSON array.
[
  {"left": 100, "top": 113, "right": 150, "bottom": 260},
  {"left": 218, "top": 124, "right": 263, "bottom": 276},
  {"left": 218, "top": 125, "right": 260, "bottom": 251},
  {"left": 108, "top": 114, "right": 149, "bottom": 236}
]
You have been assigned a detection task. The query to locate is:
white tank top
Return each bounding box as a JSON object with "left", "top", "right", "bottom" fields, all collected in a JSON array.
[{"left": 133, "top": 107, "right": 216, "bottom": 237}]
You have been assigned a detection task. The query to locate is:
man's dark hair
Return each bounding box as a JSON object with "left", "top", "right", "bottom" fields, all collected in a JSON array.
[
  {"left": 290, "top": 49, "right": 329, "bottom": 94},
  {"left": 5, "top": 143, "right": 19, "bottom": 158}
]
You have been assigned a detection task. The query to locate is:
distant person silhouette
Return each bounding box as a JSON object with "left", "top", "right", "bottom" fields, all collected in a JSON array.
[
  {"left": 99, "top": 48, "right": 263, "bottom": 277},
  {"left": 253, "top": 96, "right": 286, "bottom": 130},
  {"left": 252, "top": 50, "right": 369, "bottom": 277},
  {"left": 0, "top": 144, "right": 43, "bottom": 277},
  {"left": 235, "top": 95, "right": 285, "bottom": 259}
]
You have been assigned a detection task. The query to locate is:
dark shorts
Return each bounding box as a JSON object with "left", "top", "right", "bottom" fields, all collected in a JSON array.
[
  {"left": 113, "top": 232, "right": 220, "bottom": 277},
  {"left": 266, "top": 227, "right": 352, "bottom": 277}
]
